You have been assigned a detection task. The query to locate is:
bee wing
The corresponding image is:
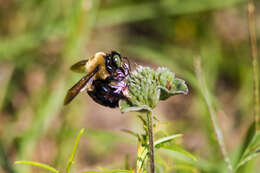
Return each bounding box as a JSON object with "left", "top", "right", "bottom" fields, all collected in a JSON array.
[
  {"left": 64, "top": 66, "right": 100, "bottom": 105},
  {"left": 70, "top": 59, "right": 88, "bottom": 73}
]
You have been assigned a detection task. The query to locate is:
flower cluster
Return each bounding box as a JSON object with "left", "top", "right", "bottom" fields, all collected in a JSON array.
[{"left": 119, "top": 66, "right": 188, "bottom": 113}]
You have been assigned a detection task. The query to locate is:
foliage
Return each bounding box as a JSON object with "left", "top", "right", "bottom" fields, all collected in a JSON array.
[
  {"left": 119, "top": 66, "right": 192, "bottom": 172},
  {"left": 0, "top": 0, "right": 260, "bottom": 173},
  {"left": 120, "top": 66, "right": 188, "bottom": 112},
  {"left": 15, "top": 129, "right": 133, "bottom": 173}
]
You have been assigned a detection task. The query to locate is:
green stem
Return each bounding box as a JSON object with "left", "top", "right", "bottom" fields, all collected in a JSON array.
[
  {"left": 194, "top": 59, "right": 233, "bottom": 173},
  {"left": 66, "top": 128, "right": 85, "bottom": 173},
  {"left": 248, "top": 0, "right": 260, "bottom": 131},
  {"left": 147, "top": 111, "right": 155, "bottom": 173}
]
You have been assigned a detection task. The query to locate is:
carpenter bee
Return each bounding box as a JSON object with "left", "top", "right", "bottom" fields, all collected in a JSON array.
[{"left": 64, "top": 51, "right": 130, "bottom": 108}]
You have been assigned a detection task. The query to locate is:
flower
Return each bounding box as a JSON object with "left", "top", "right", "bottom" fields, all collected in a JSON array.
[{"left": 119, "top": 66, "right": 188, "bottom": 113}]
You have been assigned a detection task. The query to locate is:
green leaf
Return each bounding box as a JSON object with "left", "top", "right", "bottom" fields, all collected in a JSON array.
[
  {"left": 154, "top": 134, "right": 183, "bottom": 148},
  {"left": 66, "top": 128, "right": 85, "bottom": 173},
  {"left": 125, "top": 154, "right": 130, "bottom": 170},
  {"left": 157, "top": 67, "right": 188, "bottom": 101},
  {"left": 235, "top": 130, "right": 260, "bottom": 171},
  {"left": 18, "top": 78, "right": 66, "bottom": 165},
  {"left": 106, "top": 170, "right": 133, "bottom": 173},
  {"left": 161, "top": 145, "right": 197, "bottom": 161},
  {"left": 121, "top": 129, "right": 141, "bottom": 141},
  {"left": 136, "top": 141, "right": 149, "bottom": 172},
  {"left": 97, "top": 0, "right": 246, "bottom": 27},
  {"left": 83, "top": 170, "right": 133, "bottom": 173},
  {"left": 194, "top": 58, "right": 233, "bottom": 171},
  {"left": 14, "top": 161, "right": 59, "bottom": 173},
  {"left": 234, "top": 122, "right": 255, "bottom": 165},
  {"left": 119, "top": 100, "right": 152, "bottom": 113},
  {"left": 0, "top": 63, "right": 14, "bottom": 111}
]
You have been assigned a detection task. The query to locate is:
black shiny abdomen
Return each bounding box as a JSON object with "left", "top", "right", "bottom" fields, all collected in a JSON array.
[{"left": 87, "top": 79, "right": 124, "bottom": 108}]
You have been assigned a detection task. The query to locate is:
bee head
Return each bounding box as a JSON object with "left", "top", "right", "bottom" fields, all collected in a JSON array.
[
  {"left": 105, "top": 50, "right": 131, "bottom": 77},
  {"left": 105, "top": 51, "right": 122, "bottom": 73},
  {"left": 111, "top": 51, "right": 122, "bottom": 68}
]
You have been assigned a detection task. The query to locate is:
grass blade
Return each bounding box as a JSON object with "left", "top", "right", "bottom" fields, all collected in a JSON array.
[
  {"left": 66, "top": 128, "right": 85, "bottom": 173},
  {"left": 161, "top": 145, "right": 197, "bottom": 161},
  {"left": 235, "top": 131, "right": 260, "bottom": 171},
  {"left": 83, "top": 170, "right": 133, "bottom": 173},
  {"left": 154, "top": 134, "right": 183, "bottom": 148},
  {"left": 97, "top": 0, "right": 246, "bottom": 27},
  {"left": 194, "top": 58, "right": 233, "bottom": 172},
  {"left": 0, "top": 63, "right": 14, "bottom": 111},
  {"left": 14, "top": 160, "right": 59, "bottom": 173}
]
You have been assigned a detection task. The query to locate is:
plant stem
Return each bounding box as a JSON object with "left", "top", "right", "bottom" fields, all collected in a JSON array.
[
  {"left": 248, "top": 0, "right": 260, "bottom": 131},
  {"left": 147, "top": 111, "right": 155, "bottom": 173},
  {"left": 66, "top": 128, "right": 85, "bottom": 173},
  {"left": 194, "top": 59, "right": 233, "bottom": 173}
]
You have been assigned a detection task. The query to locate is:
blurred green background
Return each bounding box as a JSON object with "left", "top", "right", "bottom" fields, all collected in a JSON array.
[{"left": 0, "top": 0, "right": 260, "bottom": 172}]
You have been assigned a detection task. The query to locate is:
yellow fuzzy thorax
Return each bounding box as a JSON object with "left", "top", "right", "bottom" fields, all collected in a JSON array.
[{"left": 85, "top": 52, "right": 110, "bottom": 80}]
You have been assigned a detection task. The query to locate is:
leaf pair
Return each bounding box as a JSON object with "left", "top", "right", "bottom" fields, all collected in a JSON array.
[
  {"left": 123, "top": 126, "right": 196, "bottom": 172},
  {"left": 235, "top": 124, "right": 260, "bottom": 171}
]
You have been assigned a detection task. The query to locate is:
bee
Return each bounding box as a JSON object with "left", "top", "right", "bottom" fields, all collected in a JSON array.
[{"left": 64, "top": 51, "right": 130, "bottom": 108}]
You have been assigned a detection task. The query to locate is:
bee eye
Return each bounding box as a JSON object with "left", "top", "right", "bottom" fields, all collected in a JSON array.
[{"left": 113, "top": 54, "right": 121, "bottom": 68}]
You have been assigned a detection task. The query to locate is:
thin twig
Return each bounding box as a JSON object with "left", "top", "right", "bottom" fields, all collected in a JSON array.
[
  {"left": 248, "top": 0, "right": 260, "bottom": 131},
  {"left": 194, "top": 58, "right": 233, "bottom": 173},
  {"left": 147, "top": 111, "right": 155, "bottom": 173}
]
